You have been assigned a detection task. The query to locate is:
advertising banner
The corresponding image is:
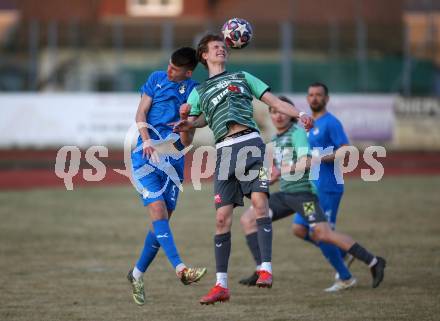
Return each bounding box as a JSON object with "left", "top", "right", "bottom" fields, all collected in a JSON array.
[
  {"left": 289, "top": 95, "right": 395, "bottom": 142},
  {"left": 0, "top": 94, "right": 395, "bottom": 148}
]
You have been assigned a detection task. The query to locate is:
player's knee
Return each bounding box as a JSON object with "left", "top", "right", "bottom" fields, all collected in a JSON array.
[
  {"left": 240, "top": 210, "right": 257, "bottom": 230},
  {"left": 148, "top": 201, "right": 167, "bottom": 220},
  {"left": 251, "top": 203, "right": 268, "bottom": 218},
  {"left": 309, "top": 231, "right": 319, "bottom": 242},
  {"left": 239, "top": 212, "right": 251, "bottom": 228},
  {"left": 251, "top": 194, "right": 268, "bottom": 218},
  {"left": 216, "top": 212, "right": 230, "bottom": 230},
  {"left": 313, "top": 225, "right": 330, "bottom": 242},
  {"left": 292, "top": 224, "right": 307, "bottom": 239}
]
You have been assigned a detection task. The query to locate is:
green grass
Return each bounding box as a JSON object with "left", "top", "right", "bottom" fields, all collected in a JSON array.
[{"left": 1, "top": 176, "right": 439, "bottom": 321}]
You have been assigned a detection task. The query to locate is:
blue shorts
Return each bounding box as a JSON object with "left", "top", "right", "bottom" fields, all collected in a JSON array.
[
  {"left": 293, "top": 191, "right": 343, "bottom": 229},
  {"left": 131, "top": 149, "right": 184, "bottom": 211}
]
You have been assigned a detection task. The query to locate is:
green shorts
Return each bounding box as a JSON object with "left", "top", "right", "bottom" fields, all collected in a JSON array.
[{"left": 269, "top": 191, "right": 327, "bottom": 226}]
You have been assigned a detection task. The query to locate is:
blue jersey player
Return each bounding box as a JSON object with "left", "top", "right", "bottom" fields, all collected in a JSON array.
[
  {"left": 292, "top": 82, "right": 355, "bottom": 291},
  {"left": 301, "top": 82, "right": 349, "bottom": 229},
  {"left": 127, "top": 47, "right": 207, "bottom": 306}
]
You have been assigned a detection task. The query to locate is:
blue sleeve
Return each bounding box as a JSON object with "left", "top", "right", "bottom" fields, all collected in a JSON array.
[
  {"left": 139, "top": 71, "right": 159, "bottom": 98},
  {"left": 329, "top": 117, "right": 349, "bottom": 148}
]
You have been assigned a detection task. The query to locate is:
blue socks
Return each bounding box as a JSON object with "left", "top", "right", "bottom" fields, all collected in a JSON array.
[
  {"left": 152, "top": 219, "right": 183, "bottom": 269},
  {"left": 318, "top": 242, "right": 352, "bottom": 280},
  {"left": 302, "top": 228, "right": 352, "bottom": 280},
  {"left": 136, "top": 230, "right": 160, "bottom": 273}
]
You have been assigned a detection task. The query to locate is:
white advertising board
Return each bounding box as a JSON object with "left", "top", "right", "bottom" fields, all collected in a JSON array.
[{"left": 0, "top": 93, "right": 395, "bottom": 148}]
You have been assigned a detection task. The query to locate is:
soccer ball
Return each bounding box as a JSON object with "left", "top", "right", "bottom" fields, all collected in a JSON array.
[{"left": 221, "top": 18, "right": 253, "bottom": 49}]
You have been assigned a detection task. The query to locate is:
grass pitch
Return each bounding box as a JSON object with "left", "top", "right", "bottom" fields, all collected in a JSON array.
[{"left": 1, "top": 176, "right": 439, "bottom": 321}]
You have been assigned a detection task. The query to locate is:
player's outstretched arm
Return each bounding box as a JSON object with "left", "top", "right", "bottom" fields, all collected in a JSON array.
[
  {"left": 270, "top": 165, "right": 281, "bottom": 185},
  {"left": 260, "top": 91, "right": 314, "bottom": 130},
  {"left": 174, "top": 112, "right": 207, "bottom": 146},
  {"left": 135, "top": 94, "right": 156, "bottom": 158},
  {"left": 178, "top": 103, "right": 193, "bottom": 146},
  {"left": 192, "top": 114, "right": 208, "bottom": 128},
  {"left": 178, "top": 116, "right": 197, "bottom": 146},
  {"left": 172, "top": 113, "right": 207, "bottom": 132}
]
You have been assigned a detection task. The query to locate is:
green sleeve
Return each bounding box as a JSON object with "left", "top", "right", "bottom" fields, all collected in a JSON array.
[
  {"left": 188, "top": 89, "right": 201, "bottom": 116},
  {"left": 243, "top": 71, "right": 270, "bottom": 99},
  {"left": 292, "top": 127, "right": 311, "bottom": 160}
]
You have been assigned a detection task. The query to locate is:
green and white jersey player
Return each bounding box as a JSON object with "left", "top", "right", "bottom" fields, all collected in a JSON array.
[
  {"left": 173, "top": 33, "right": 314, "bottom": 305},
  {"left": 238, "top": 97, "right": 387, "bottom": 292}
]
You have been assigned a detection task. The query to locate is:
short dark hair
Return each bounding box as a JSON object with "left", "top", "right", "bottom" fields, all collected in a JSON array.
[
  {"left": 269, "top": 95, "right": 298, "bottom": 123},
  {"left": 196, "top": 33, "right": 224, "bottom": 68},
  {"left": 309, "top": 82, "right": 329, "bottom": 96},
  {"left": 171, "top": 47, "right": 198, "bottom": 71}
]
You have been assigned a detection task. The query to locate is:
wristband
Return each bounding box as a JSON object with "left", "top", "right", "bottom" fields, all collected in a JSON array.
[{"left": 311, "top": 149, "right": 320, "bottom": 158}]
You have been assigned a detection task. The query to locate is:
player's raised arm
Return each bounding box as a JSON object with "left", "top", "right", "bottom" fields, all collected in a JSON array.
[
  {"left": 173, "top": 112, "right": 207, "bottom": 146},
  {"left": 178, "top": 115, "right": 206, "bottom": 146},
  {"left": 269, "top": 165, "right": 281, "bottom": 184},
  {"left": 261, "top": 91, "right": 314, "bottom": 130},
  {"left": 174, "top": 87, "right": 208, "bottom": 146},
  {"left": 179, "top": 103, "right": 191, "bottom": 120},
  {"left": 135, "top": 94, "right": 155, "bottom": 158},
  {"left": 178, "top": 103, "right": 207, "bottom": 146}
]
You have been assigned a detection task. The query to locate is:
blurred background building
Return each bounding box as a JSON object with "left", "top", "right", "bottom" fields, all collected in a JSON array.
[{"left": 0, "top": 0, "right": 438, "bottom": 94}]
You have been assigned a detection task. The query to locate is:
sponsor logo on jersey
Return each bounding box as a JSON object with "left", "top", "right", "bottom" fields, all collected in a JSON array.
[
  {"left": 212, "top": 88, "right": 229, "bottom": 106},
  {"left": 227, "top": 84, "right": 241, "bottom": 93},
  {"left": 179, "top": 83, "right": 186, "bottom": 94},
  {"left": 215, "top": 80, "right": 230, "bottom": 89}
]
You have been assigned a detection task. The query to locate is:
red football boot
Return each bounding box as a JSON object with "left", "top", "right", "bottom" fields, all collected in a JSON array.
[
  {"left": 256, "top": 270, "right": 273, "bottom": 288},
  {"left": 200, "top": 284, "right": 230, "bottom": 305}
]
